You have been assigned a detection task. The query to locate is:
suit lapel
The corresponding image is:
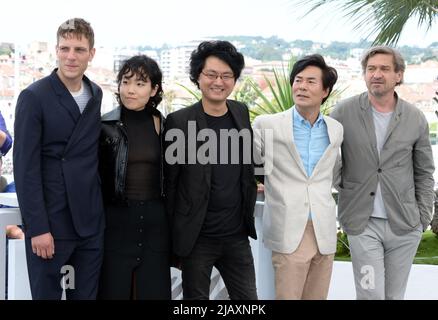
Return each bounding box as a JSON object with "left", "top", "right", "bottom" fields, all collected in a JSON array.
[
  {"left": 325, "top": 116, "right": 338, "bottom": 146},
  {"left": 310, "top": 116, "right": 338, "bottom": 178},
  {"left": 382, "top": 96, "right": 402, "bottom": 148},
  {"left": 227, "top": 100, "right": 245, "bottom": 131},
  {"left": 359, "top": 97, "right": 379, "bottom": 161},
  {"left": 194, "top": 101, "right": 211, "bottom": 188},
  {"left": 63, "top": 76, "right": 99, "bottom": 155},
  {"left": 49, "top": 71, "right": 81, "bottom": 123},
  {"left": 282, "top": 109, "right": 307, "bottom": 176},
  {"left": 194, "top": 101, "right": 208, "bottom": 131}
]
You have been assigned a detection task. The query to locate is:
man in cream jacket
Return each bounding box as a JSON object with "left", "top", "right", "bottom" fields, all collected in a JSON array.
[{"left": 253, "top": 54, "right": 343, "bottom": 299}]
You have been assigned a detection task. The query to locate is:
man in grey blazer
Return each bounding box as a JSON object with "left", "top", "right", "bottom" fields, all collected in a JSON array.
[
  {"left": 253, "top": 54, "right": 342, "bottom": 299},
  {"left": 330, "top": 46, "right": 435, "bottom": 300}
]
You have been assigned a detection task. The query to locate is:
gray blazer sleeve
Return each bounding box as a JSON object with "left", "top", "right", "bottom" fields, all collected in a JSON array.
[{"left": 413, "top": 114, "right": 435, "bottom": 230}]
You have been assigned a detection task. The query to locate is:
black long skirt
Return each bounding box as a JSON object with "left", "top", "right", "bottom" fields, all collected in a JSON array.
[{"left": 97, "top": 199, "right": 171, "bottom": 300}]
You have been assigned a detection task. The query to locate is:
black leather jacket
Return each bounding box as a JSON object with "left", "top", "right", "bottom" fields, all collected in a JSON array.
[{"left": 99, "top": 106, "right": 165, "bottom": 205}]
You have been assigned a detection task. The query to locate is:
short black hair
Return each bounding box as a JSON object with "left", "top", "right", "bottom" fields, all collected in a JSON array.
[
  {"left": 189, "top": 40, "right": 245, "bottom": 88},
  {"left": 290, "top": 54, "right": 338, "bottom": 104},
  {"left": 116, "top": 55, "right": 163, "bottom": 108}
]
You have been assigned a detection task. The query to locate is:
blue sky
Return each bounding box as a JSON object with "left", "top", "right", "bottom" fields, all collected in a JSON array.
[{"left": 2, "top": 0, "right": 437, "bottom": 47}]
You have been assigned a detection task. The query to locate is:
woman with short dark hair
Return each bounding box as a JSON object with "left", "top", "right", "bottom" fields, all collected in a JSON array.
[{"left": 97, "top": 55, "right": 170, "bottom": 299}]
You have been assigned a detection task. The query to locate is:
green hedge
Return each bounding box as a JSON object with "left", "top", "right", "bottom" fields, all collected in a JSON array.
[{"left": 335, "top": 230, "right": 438, "bottom": 265}]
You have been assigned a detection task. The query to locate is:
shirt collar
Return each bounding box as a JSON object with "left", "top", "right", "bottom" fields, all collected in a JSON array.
[{"left": 293, "top": 106, "right": 325, "bottom": 127}]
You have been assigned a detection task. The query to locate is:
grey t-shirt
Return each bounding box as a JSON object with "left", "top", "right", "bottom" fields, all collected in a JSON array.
[
  {"left": 70, "top": 81, "right": 91, "bottom": 114},
  {"left": 371, "top": 107, "right": 393, "bottom": 219}
]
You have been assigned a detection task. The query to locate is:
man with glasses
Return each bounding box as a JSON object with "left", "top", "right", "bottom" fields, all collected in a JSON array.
[{"left": 164, "top": 40, "right": 258, "bottom": 300}]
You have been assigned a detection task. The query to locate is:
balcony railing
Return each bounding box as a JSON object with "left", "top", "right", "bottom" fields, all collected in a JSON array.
[{"left": 0, "top": 193, "right": 275, "bottom": 300}]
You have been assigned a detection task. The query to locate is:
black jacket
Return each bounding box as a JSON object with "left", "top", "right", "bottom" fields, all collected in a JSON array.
[
  {"left": 99, "top": 106, "right": 165, "bottom": 205},
  {"left": 164, "top": 100, "right": 257, "bottom": 257}
]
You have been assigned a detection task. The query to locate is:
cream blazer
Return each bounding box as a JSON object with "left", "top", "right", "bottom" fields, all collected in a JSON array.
[{"left": 253, "top": 108, "right": 343, "bottom": 254}]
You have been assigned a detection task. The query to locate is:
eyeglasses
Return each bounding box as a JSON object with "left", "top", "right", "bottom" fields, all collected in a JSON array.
[{"left": 201, "top": 71, "right": 235, "bottom": 81}]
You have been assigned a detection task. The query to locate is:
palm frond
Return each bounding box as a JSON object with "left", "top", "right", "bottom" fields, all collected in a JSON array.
[
  {"left": 176, "top": 83, "right": 201, "bottom": 100},
  {"left": 292, "top": 0, "right": 437, "bottom": 45},
  {"left": 176, "top": 83, "right": 201, "bottom": 107},
  {"left": 248, "top": 58, "right": 295, "bottom": 121}
]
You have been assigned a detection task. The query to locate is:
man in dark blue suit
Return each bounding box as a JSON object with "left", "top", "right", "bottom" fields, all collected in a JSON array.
[{"left": 13, "top": 18, "right": 104, "bottom": 300}]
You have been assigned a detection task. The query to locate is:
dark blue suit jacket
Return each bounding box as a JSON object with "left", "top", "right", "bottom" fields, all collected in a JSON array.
[{"left": 13, "top": 70, "right": 105, "bottom": 239}]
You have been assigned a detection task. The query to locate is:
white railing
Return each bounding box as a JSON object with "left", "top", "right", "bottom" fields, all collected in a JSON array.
[
  {"left": 0, "top": 193, "right": 275, "bottom": 300},
  {"left": 0, "top": 193, "right": 26, "bottom": 300},
  {"left": 3, "top": 194, "right": 438, "bottom": 300}
]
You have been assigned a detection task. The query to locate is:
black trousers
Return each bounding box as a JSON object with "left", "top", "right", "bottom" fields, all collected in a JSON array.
[
  {"left": 97, "top": 199, "right": 171, "bottom": 300},
  {"left": 25, "top": 231, "right": 104, "bottom": 300},
  {"left": 181, "top": 236, "right": 258, "bottom": 300}
]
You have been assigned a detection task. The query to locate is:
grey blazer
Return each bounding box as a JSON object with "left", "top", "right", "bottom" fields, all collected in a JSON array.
[{"left": 330, "top": 92, "right": 434, "bottom": 235}]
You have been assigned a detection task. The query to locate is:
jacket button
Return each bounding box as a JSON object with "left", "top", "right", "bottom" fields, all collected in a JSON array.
[{"left": 370, "top": 192, "right": 375, "bottom": 196}]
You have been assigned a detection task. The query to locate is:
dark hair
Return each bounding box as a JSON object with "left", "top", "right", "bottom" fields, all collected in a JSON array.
[
  {"left": 361, "top": 45, "right": 405, "bottom": 85},
  {"left": 290, "top": 54, "right": 338, "bottom": 104},
  {"left": 57, "top": 18, "right": 95, "bottom": 49},
  {"left": 116, "top": 55, "right": 163, "bottom": 109},
  {"left": 189, "top": 40, "right": 245, "bottom": 88}
]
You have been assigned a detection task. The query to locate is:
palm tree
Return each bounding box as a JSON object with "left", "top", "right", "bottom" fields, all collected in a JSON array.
[
  {"left": 248, "top": 60, "right": 294, "bottom": 121},
  {"left": 294, "top": 0, "right": 437, "bottom": 45}
]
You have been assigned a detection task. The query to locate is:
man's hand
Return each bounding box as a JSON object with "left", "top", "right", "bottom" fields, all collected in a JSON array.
[
  {"left": 31, "top": 232, "right": 55, "bottom": 259},
  {"left": 6, "top": 225, "right": 24, "bottom": 239},
  {"left": 257, "top": 183, "right": 265, "bottom": 193}
]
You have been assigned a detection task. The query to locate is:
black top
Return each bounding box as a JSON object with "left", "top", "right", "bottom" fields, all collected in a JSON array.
[
  {"left": 122, "top": 107, "right": 161, "bottom": 201},
  {"left": 201, "top": 110, "right": 245, "bottom": 238}
]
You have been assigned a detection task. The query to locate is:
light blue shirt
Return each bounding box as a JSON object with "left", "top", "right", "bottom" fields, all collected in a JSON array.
[
  {"left": 293, "top": 107, "right": 330, "bottom": 220},
  {"left": 293, "top": 107, "right": 330, "bottom": 177}
]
